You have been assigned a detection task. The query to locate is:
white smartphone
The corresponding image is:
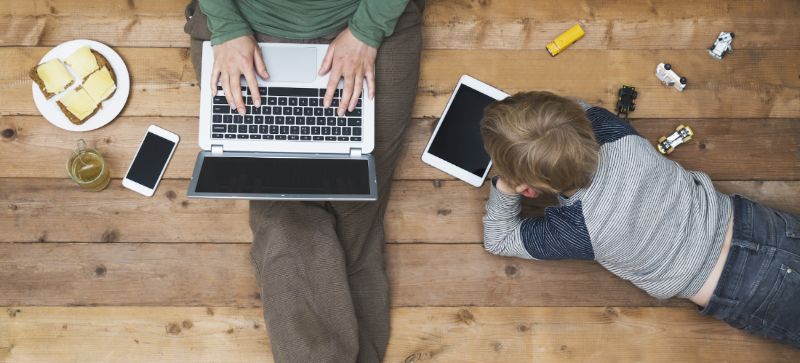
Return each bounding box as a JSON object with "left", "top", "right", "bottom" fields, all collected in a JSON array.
[
  {"left": 122, "top": 125, "right": 180, "bottom": 197},
  {"left": 421, "top": 75, "right": 509, "bottom": 187}
]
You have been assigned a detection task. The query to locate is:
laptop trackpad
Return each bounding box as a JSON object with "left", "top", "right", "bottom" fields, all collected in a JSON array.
[{"left": 261, "top": 47, "right": 317, "bottom": 83}]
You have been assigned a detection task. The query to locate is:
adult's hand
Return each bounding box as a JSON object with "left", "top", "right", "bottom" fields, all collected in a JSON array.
[
  {"left": 319, "top": 27, "right": 378, "bottom": 116},
  {"left": 211, "top": 35, "right": 269, "bottom": 116}
]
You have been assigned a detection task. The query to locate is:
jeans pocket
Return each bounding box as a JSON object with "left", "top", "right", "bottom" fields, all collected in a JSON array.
[
  {"left": 776, "top": 210, "right": 800, "bottom": 239},
  {"left": 775, "top": 210, "right": 800, "bottom": 258},
  {"left": 752, "top": 263, "right": 800, "bottom": 340}
]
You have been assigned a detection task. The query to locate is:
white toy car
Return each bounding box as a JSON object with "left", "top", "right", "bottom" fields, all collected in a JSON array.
[
  {"left": 709, "top": 32, "right": 734, "bottom": 59},
  {"left": 658, "top": 125, "right": 694, "bottom": 155},
  {"left": 655, "top": 63, "right": 687, "bottom": 91}
]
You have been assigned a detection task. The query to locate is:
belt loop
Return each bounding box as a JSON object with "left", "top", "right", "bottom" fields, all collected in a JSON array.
[
  {"left": 731, "top": 238, "right": 760, "bottom": 251},
  {"left": 731, "top": 194, "right": 753, "bottom": 242}
]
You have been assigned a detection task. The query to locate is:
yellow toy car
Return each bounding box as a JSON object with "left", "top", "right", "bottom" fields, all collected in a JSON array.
[
  {"left": 546, "top": 24, "right": 584, "bottom": 56},
  {"left": 657, "top": 125, "right": 694, "bottom": 155}
]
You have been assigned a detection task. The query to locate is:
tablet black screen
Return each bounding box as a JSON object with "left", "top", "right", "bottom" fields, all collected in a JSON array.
[{"left": 427, "top": 84, "right": 495, "bottom": 177}]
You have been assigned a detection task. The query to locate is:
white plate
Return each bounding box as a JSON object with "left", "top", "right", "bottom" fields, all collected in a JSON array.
[{"left": 31, "top": 39, "right": 130, "bottom": 132}]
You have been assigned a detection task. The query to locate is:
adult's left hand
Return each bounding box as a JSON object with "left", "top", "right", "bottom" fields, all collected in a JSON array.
[{"left": 319, "top": 27, "right": 377, "bottom": 116}]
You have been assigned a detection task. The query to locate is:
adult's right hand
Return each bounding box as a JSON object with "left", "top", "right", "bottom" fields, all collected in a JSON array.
[{"left": 211, "top": 35, "right": 269, "bottom": 116}]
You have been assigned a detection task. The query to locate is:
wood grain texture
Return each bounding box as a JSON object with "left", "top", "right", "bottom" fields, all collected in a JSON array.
[
  {"left": 415, "top": 49, "right": 800, "bottom": 119},
  {"left": 2, "top": 48, "right": 798, "bottom": 119},
  {"left": 0, "top": 179, "right": 251, "bottom": 243},
  {"left": 422, "top": 0, "right": 800, "bottom": 50},
  {"left": 2, "top": 178, "right": 799, "bottom": 243},
  {"left": 1, "top": 116, "right": 798, "bottom": 181},
  {"left": 0, "top": 13, "right": 187, "bottom": 48},
  {"left": 3, "top": 0, "right": 799, "bottom": 50},
  {"left": 0, "top": 243, "right": 684, "bottom": 308},
  {"left": 1, "top": 306, "right": 798, "bottom": 362}
]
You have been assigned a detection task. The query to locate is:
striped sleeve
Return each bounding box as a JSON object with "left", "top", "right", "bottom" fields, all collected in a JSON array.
[
  {"left": 519, "top": 202, "right": 594, "bottom": 260},
  {"left": 483, "top": 176, "right": 595, "bottom": 261},
  {"left": 483, "top": 176, "right": 532, "bottom": 259},
  {"left": 586, "top": 107, "right": 640, "bottom": 144}
]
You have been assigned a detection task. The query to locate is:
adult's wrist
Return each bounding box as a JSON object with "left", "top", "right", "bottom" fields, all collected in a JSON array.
[
  {"left": 210, "top": 28, "right": 254, "bottom": 46},
  {"left": 347, "top": 23, "right": 382, "bottom": 49}
]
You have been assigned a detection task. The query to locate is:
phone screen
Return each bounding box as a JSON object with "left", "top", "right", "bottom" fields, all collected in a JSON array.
[{"left": 126, "top": 132, "right": 176, "bottom": 189}]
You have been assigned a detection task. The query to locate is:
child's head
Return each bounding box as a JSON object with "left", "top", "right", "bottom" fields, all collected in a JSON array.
[{"left": 480, "top": 91, "right": 599, "bottom": 195}]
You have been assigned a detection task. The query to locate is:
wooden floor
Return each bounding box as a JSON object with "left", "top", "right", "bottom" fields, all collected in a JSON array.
[{"left": 1, "top": 0, "right": 799, "bottom": 361}]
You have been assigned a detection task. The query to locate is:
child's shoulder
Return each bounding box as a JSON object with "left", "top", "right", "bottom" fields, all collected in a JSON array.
[{"left": 585, "top": 106, "right": 640, "bottom": 146}]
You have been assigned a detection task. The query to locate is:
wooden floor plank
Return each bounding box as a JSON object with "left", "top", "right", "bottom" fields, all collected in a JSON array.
[
  {"left": 422, "top": 0, "right": 800, "bottom": 50},
  {"left": 1, "top": 116, "right": 798, "bottom": 181},
  {"left": 415, "top": 49, "right": 800, "bottom": 119},
  {"left": 2, "top": 179, "right": 799, "bottom": 243},
  {"left": 1, "top": 15, "right": 188, "bottom": 48},
  {"left": 0, "top": 243, "right": 685, "bottom": 308},
  {"left": 3, "top": 1, "right": 799, "bottom": 50},
  {"left": 0, "top": 179, "right": 251, "bottom": 243},
  {"left": 1, "top": 306, "right": 798, "bottom": 362},
  {"left": 2, "top": 48, "right": 798, "bottom": 119}
]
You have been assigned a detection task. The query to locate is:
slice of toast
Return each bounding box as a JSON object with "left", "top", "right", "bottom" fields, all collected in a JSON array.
[
  {"left": 30, "top": 63, "right": 74, "bottom": 100},
  {"left": 86, "top": 50, "right": 117, "bottom": 101},
  {"left": 56, "top": 86, "right": 102, "bottom": 126}
]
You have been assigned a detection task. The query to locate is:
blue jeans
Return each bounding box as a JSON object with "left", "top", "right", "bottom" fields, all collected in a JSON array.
[{"left": 699, "top": 194, "right": 800, "bottom": 349}]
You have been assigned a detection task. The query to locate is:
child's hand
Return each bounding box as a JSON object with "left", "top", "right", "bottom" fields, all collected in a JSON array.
[
  {"left": 496, "top": 178, "right": 538, "bottom": 198},
  {"left": 517, "top": 184, "right": 538, "bottom": 198},
  {"left": 495, "top": 177, "right": 517, "bottom": 194}
]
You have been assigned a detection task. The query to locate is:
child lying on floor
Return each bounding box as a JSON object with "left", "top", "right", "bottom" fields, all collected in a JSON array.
[{"left": 480, "top": 91, "right": 800, "bottom": 349}]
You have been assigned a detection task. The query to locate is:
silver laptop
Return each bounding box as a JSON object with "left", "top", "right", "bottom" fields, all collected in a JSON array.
[{"left": 187, "top": 42, "right": 377, "bottom": 201}]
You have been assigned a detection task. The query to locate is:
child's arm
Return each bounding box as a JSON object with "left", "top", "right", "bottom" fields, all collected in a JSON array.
[
  {"left": 483, "top": 176, "right": 531, "bottom": 259},
  {"left": 483, "top": 176, "right": 595, "bottom": 261}
]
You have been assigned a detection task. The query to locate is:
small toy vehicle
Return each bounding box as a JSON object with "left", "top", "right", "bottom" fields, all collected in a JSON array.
[
  {"left": 616, "top": 85, "right": 637, "bottom": 121},
  {"left": 657, "top": 125, "right": 694, "bottom": 155},
  {"left": 546, "top": 24, "right": 584, "bottom": 56},
  {"left": 655, "top": 63, "right": 687, "bottom": 91},
  {"left": 709, "top": 32, "right": 734, "bottom": 59}
]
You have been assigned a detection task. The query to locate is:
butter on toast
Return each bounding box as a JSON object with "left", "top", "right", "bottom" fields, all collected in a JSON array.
[
  {"left": 30, "top": 60, "right": 75, "bottom": 100},
  {"left": 87, "top": 50, "right": 117, "bottom": 101},
  {"left": 56, "top": 86, "right": 101, "bottom": 126}
]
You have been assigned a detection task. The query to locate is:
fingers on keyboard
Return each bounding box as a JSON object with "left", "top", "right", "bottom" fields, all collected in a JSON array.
[{"left": 212, "top": 87, "right": 363, "bottom": 142}]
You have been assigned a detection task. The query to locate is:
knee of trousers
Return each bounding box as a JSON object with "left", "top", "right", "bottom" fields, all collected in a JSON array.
[{"left": 249, "top": 202, "right": 340, "bottom": 258}]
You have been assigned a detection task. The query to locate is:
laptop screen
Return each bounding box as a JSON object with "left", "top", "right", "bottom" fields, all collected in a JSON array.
[{"left": 194, "top": 156, "right": 371, "bottom": 195}]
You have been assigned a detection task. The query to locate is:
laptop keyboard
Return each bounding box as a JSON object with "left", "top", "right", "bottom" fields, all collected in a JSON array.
[{"left": 211, "top": 87, "right": 363, "bottom": 142}]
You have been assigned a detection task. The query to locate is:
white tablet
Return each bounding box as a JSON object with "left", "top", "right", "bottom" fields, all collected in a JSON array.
[{"left": 421, "top": 75, "right": 510, "bottom": 187}]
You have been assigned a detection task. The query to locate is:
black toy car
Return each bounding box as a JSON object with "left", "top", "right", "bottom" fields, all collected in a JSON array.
[{"left": 616, "top": 85, "right": 637, "bottom": 121}]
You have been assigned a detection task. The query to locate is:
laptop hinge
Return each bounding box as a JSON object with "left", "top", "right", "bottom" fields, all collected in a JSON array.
[
  {"left": 211, "top": 145, "right": 223, "bottom": 155},
  {"left": 350, "top": 148, "right": 362, "bottom": 158}
]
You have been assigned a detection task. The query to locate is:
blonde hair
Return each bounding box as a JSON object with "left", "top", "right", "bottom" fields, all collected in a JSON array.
[{"left": 480, "top": 91, "right": 599, "bottom": 195}]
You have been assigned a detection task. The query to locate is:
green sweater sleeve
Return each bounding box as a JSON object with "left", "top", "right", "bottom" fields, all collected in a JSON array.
[
  {"left": 348, "top": 0, "right": 410, "bottom": 49},
  {"left": 199, "top": 0, "right": 254, "bottom": 45}
]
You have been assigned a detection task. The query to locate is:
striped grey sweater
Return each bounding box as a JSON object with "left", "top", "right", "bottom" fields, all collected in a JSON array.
[{"left": 483, "top": 102, "right": 732, "bottom": 299}]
